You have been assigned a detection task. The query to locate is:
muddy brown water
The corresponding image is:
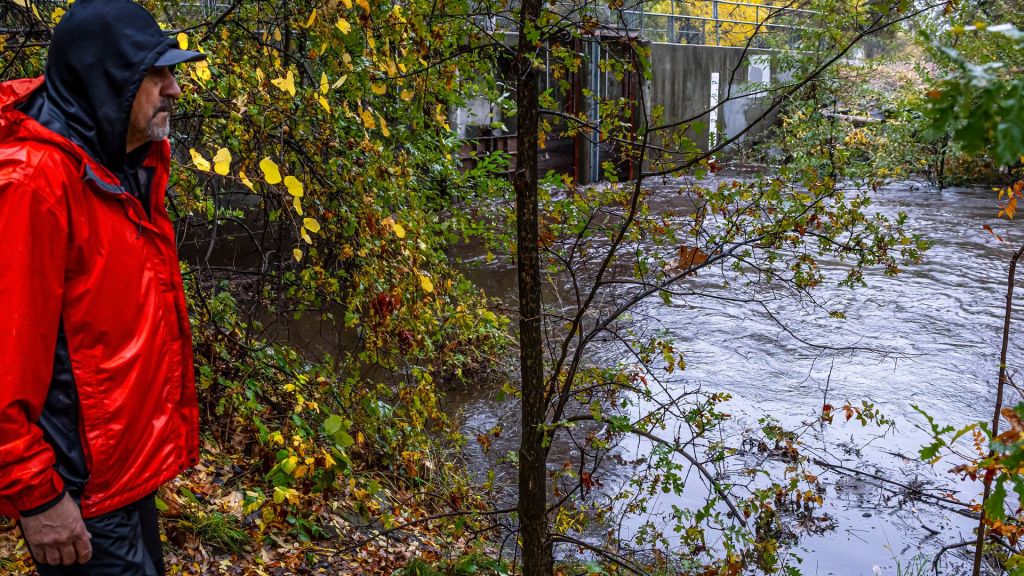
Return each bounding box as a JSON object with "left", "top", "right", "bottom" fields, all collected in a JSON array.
[
  {"left": 447, "top": 178, "right": 1022, "bottom": 575},
  {"left": 217, "top": 176, "right": 1019, "bottom": 574}
]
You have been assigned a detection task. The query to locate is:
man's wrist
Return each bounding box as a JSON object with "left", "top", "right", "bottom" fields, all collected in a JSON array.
[{"left": 18, "top": 489, "right": 67, "bottom": 518}]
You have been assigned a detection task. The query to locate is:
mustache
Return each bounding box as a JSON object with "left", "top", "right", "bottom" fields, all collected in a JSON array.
[{"left": 152, "top": 99, "right": 174, "bottom": 117}]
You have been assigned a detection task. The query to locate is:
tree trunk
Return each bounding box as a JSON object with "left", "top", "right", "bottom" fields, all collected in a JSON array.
[{"left": 514, "top": 1, "right": 552, "bottom": 575}]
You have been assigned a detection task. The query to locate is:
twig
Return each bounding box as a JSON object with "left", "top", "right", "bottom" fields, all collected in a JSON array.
[
  {"left": 335, "top": 507, "right": 515, "bottom": 555},
  {"left": 197, "top": 0, "right": 242, "bottom": 44},
  {"left": 550, "top": 534, "right": 651, "bottom": 576},
  {"left": 810, "top": 458, "right": 976, "bottom": 515},
  {"left": 933, "top": 539, "right": 976, "bottom": 574},
  {"left": 627, "top": 427, "right": 748, "bottom": 527},
  {"left": 973, "top": 242, "right": 1024, "bottom": 576}
]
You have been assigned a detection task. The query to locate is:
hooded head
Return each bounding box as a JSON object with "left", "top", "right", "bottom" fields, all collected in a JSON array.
[{"left": 21, "top": 0, "right": 204, "bottom": 170}]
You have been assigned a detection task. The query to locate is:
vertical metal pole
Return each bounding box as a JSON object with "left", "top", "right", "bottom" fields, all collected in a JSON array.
[
  {"left": 713, "top": 0, "right": 721, "bottom": 45},
  {"left": 545, "top": 41, "right": 550, "bottom": 94},
  {"left": 591, "top": 41, "right": 600, "bottom": 183},
  {"left": 753, "top": 4, "right": 759, "bottom": 47},
  {"left": 669, "top": 0, "right": 675, "bottom": 43}
]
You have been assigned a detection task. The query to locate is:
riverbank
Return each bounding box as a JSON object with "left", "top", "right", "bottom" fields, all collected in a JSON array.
[{"left": 0, "top": 442, "right": 500, "bottom": 576}]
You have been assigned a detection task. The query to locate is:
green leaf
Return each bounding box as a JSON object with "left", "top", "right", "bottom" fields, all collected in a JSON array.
[
  {"left": 984, "top": 478, "right": 1008, "bottom": 521},
  {"left": 324, "top": 414, "right": 344, "bottom": 435},
  {"left": 660, "top": 290, "right": 672, "bottom": 305},
  {"left": 919, "top": 439, "right": 946, "bottom": 463},
  {"left": 367, "top": 479, "right": 382, "bottom": 495},
  {"left": 333, "top": 430, "right": 355, "bottom": 448}
]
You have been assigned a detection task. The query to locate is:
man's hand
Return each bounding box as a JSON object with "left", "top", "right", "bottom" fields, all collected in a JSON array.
[{"left": 20, "top": 493, "right": 92, "bottom": 565}]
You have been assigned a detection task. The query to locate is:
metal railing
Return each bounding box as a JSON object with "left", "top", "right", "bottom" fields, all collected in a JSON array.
[
  {"left": 621, "top": 0, "right": 819, "bottom": 46},
  {"left": 468, "top": 0, "right": 819, "bottom": 47}
]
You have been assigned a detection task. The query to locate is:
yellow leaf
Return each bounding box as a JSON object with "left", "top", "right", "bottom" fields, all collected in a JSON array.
[
  {"left": 25, "top": 2, "right": 39, "bottom": 20},
  {"left": 367, "top": 33, "right": 376, "bottom": 50},
  {"left": 176, "top": 32, "right": 188, "bottom": 50},
  {"left": 192, "top": 60, "right": 211, "bottom": 82},
  {"left": 317, "top": 95, "right": 331, "bottom": 113},
  {"left": 335, "top": 18, "right": 352, "bottom": 34},
  {"left": 332, "top": 75, "right": 348, "bottom": 89},
  {"left": 271, "top": 70, "right": 296, "bottom": 97},
  {"left": 360, "top": 108, "right": 377, "bottom": 129},
  {"left": 356, "top": 0, "right": 370, "bottom": 13},
  {"left": 284, "top": 176, "right": 304, "bottom": 198},
  {"left": 419, "top": 274, "right": 434, "bottom": 293},
  {"left": 391, "top": 221, "right": 406, "bottom": 238},
  {"left": 51, "top": 6, "right": 65, "bottom": 23},
  {"left": 239, "top": 170, "right": 256, "bottom": 192},
  {"left": 319, "top": 72, "right": 329, "bottom": 94},
  {"left": 293, "top": 248, "right": 303, "bottom": 262},
  {"left": 273, "top": 28, "right": 282, "bottom": 42},
  {"left": 304, "top": 8, "right": 317, "bottom": 28},
  {"left": 301, "top": 228, "right": 313, "bottom": 244},
  {"left": 379, "top": 115, "right": 390, "bottom": 137},
  {"left": 400, "top": 89, "right": 414, "bottom": 101},
  {"left": 303, "top": 218, "right": 321, "bottom": 233},
  {"left": 256, "top": 68, "right": 265, "bottom": 84},
  {"left": 212, "top": 147, "right": 232, "bottom": 176},
  {"left": 322, "top": 449, "right": 336, "bottom": 467},
  {"left": 371, "top": 83, "right": 387, "bottom": 95},
  {"left": 189, "top": 148, "right": 211, "bottom": 172},
  {"left": 260, "top": 157, "right": 282, "bottom": 184},
  {"left": 341, "top": 0, "right": 352, "bottom": 8},
  {"left": 293, "top": 196, "right": 303, "bottom": 215}
]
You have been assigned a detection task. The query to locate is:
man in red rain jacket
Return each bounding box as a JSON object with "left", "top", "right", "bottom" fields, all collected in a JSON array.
[{"left": 0, "top": 1, "right": 203, "bottom": 574}]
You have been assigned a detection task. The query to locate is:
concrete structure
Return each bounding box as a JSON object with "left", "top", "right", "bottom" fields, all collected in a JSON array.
[
  {"left": 646, "top": 43, "right": 777, "bottom": 166},
  {"left": 453, "top": 37, "right": 785, "bottom": 183}
]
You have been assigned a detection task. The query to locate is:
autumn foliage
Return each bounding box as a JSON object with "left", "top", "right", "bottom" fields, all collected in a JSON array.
[{"left": 0, "top": 0, "right": 511, "bottom": 573}]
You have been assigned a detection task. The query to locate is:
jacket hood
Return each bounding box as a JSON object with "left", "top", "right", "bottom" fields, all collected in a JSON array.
[{"left": 19, "top": 0, "right": 178, "bottom": 171}]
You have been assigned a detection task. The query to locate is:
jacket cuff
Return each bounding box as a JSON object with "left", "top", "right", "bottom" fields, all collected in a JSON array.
[
  {"left": 19, "top": 488, "right": 66, "bottom": 517},
  {"left": 13, "top": 473, "right": 66, "bottom": 518}
]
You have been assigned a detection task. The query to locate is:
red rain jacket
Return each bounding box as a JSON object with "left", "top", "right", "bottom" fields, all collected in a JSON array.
[{"left": 0, "top": 76, "right": 199, "bottom": 519}]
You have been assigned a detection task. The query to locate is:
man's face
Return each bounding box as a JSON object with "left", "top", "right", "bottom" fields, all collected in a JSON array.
[{"left": 126, "top": 66, "right": 181, "bottom": 151}]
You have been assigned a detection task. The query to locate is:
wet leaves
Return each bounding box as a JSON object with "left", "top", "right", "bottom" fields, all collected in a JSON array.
[{"left": 0, "top": 446, "right": 496, "bottom": 575}]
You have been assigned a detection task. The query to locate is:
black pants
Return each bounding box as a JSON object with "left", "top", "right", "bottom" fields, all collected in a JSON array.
[{"left": 29, "top": 494, "right": 164, "bottom": 576}]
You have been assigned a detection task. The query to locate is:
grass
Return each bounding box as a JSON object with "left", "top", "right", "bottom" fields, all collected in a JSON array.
[{"left": 173, "top": 510, "right": 250, "bottom": 555}]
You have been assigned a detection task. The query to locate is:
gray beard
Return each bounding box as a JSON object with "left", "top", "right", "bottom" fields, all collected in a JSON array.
[{"left": 146, "top": 117, "right": 170, "bottom": 141}]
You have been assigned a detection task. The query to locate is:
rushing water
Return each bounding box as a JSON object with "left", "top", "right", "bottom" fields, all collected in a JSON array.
[{"left": 448, "top": 179, "right": 1024, "bottom": 575}]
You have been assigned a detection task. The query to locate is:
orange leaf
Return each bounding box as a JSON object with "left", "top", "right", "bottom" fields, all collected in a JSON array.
[{"left": 676, "top": 245, "right": 709, "bottom": 271}]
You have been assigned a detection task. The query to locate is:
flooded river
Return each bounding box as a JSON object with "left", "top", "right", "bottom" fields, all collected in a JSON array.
[{"left": 449, "top": 178, "right": 1023, "bottom": 575}]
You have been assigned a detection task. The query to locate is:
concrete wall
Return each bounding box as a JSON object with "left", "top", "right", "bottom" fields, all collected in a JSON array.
[
  {"left": 454, "top": 41, "right": 781, "bottom": 183},
  {"left": 647, "top": 44, "right": 776, "bottom": 161}
]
